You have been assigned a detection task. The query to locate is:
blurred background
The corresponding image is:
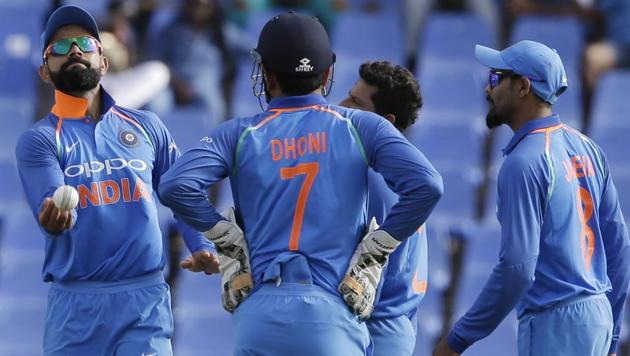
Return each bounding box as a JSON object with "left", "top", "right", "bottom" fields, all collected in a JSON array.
[{"left": 0, "top": 0, "right": 629, "bottom": 355}]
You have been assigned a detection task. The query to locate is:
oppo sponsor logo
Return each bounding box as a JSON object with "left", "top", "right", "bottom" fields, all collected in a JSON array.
[{"left": 64, "top": 158, "right": 148, "bottom": 178}]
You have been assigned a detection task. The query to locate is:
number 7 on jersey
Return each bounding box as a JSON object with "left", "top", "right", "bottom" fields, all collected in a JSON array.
[{"left": 280, "top": 162, "right": 319, "bottom": 251}]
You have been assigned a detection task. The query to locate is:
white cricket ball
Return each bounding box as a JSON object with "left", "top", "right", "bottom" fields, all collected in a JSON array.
[{"left": 52, "top": 185, "right": 79, "bottom": 211}]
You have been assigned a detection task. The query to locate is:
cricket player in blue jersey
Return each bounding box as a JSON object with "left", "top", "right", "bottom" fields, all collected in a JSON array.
[
  {"left": 14, "top": 6, "right": 219, "bottom": 356},
  {"left": 158, "top": 12, "right": 443, "bottom": 356},
  {"left": 434, "top": 40, "right": 630, "bottom": 356},
  {"left": 339, "top": 60, "right": 427, "bottom": 356}
]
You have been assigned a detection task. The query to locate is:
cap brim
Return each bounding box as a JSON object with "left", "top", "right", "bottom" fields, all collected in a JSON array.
[{"left": 475, "top": 45, "right": 511, "bottom": 70}]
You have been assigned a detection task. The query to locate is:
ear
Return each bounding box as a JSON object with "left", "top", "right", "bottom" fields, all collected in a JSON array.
[
  {"left": 518, "top": 76, "right": 532, "bottom": 98},
  {"left": 38, "top": 63, "right": 52, "bottom": 84},
  {"left": 383, "top": 113, "right": 396, "bottom": 125},
  {"left": 100, "top": 55, "right": 109, "bottom": 76},
  {"left": 262, "top": 65, "right": 277, "bottom": 91}
]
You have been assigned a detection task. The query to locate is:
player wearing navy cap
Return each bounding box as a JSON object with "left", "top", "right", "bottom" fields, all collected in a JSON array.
[
  {"left": 159, "top": 12, "right": 443, "bottom": 356},
  {"left": 15, "top": 5, "right": 218, "bottom": 355},
  {"left": 434, "top": 40, "right": 630, "bottom": 356}
]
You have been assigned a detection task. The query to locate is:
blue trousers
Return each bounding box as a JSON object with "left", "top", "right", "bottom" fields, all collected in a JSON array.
[
  {"left": 367, "top": 312, "right": 418, "bottom": 356},
  {"left": 518, "top": 294, "right": 613, "bottom": 356},
  {"left": 44, "top": 272, "right": 173, "bottom": 356},
  {"left": 233, "top": 252, "right": 371, "bottom": 356}
]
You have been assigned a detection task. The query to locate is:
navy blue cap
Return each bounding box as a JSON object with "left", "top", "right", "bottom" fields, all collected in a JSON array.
[
  {"left": 255, "top": 12, "right": 334, "bottom": 76},
  {"left": 475, "top": 40, "right": 568, "bottom": 104},
  {"left": 41, "top": 5, "right": 101, "bottom": 54}
]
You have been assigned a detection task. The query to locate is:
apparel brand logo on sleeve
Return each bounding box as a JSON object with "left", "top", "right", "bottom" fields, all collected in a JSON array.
[
  {"left": 295, "top": 58, "right": 313, "bottom": 72},
  {"left": 65, "top": 140, "right": 79, "bottom": 153},
  {"left": 168, "top": 141, "right": 178, "bottom": 153},
  {"left": 200, "top": 137, "right": 214, "bottom": 144}
]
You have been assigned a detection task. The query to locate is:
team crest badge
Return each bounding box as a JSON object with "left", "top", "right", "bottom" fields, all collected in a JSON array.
[{"left": 119, "top": 130, "right": 139, "bottom": 147}]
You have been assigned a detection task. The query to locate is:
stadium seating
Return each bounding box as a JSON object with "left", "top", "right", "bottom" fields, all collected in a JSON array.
[
  {"left": 590, "top": 69, "right": 630, "bottom": 169},
  {"left": 332, "top": 10, "right": 404, "bottom": 65},
  {"left": 509, "top": 15, "right": 585, "bottom": 129},
  {"left": 159, "top": 106, "right": 215, "bottom": 153}
]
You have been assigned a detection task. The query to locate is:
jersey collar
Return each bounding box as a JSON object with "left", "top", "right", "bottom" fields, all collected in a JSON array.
[
  {"left": 50, "top": 86, "right": 116, "bottom": 120},
  {"left": 267, "top": 94, "right": 328, "bottom": 110},
  {"left": 503, "top": 114, "right": 562, "bottom": 156}
]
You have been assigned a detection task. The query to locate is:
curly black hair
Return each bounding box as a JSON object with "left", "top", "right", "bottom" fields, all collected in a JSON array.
[{"left": 358, "top": 61, "right": 422, "bottom": 132}]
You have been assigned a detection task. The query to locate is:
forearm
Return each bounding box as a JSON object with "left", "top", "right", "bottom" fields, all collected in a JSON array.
[
  {"left": 158, "top": 178, "right": 224, "bottom": 232},
  {"left": 176, "top": 218, "right": 216, "bottom": 254},
  {"left": 380, "top": 170, "right": 443, "bottom": 240},
  {"left": 447, "top": 257, "right": 537, "bottom": 353}
]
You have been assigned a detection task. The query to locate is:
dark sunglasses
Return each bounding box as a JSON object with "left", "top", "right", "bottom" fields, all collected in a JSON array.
[
  {"left": 488, "top": 70, "right": 520, "bottom": 89},
  {"left": 44, "top": 36, "right": 101, "bottom": 60}
]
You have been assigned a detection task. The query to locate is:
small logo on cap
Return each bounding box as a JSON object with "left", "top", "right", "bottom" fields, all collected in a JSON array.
[{"left": 296, "top": 58, "right": 314, "bottom": 73}]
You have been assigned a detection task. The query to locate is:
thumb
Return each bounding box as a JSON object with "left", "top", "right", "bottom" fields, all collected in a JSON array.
[{"left": 180, "top": 257, "right": 194, "bottom": 270}]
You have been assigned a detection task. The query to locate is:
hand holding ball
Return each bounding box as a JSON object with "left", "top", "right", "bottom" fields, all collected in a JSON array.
[{"left": 52, "top": 185, "right": 79, "bottom": 211}]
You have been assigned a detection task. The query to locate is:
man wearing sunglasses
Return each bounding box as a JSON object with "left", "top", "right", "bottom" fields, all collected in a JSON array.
[
  {"left": 339, "top": 60, "right": 427, "bottom": 356},
  {"left": 434, "top": 40, "right": 630, "bottom": 356},
  {"left": 15, "top": 5, "right": 219, "bottom": 355},
  {"left": 158, "top": 12, "right": 443, "bottom": 355}
]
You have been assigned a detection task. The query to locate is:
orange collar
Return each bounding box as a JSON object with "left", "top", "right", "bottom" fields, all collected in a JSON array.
[{"left": 50, "top": 90, "right": 90, "bottom": 119}]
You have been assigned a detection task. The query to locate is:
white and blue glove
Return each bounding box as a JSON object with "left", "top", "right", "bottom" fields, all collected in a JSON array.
[
  {"left": 339, "top": 218, "right": 401, "bottom": 319},
  {"left": 203, "top": 208, "right": 253, "bottom": 312}
]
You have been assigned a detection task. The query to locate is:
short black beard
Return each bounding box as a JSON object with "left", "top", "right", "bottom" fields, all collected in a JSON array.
[
  {"left": 49, "top": 58, "right": 101, "bottom": 93},
  {"left": 485, "top": 107, "right": 503, "bottom": 129},
  {"left": 485, "top": 96, "right": 503, "bottom": 129}
]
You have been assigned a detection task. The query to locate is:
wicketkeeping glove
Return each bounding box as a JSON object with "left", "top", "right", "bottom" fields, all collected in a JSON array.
[
  {"left": 203, "top": 208, "right": 253, "bottom": 312},
  {"left": 338, "top": 218, "right": 401, "bottom": 319}
]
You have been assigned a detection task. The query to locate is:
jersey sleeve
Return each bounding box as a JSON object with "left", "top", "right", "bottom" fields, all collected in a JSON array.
[
  {"left": 598, "top": 159, "right": 630, "bottom": 354},
  {"left": 15, "top": 128, "right": 75, "bottom": 237},
  {"left": 352, "top": 113, "right": 443, "bottom": 241},
  {"left": 157, "top": 118, "right": 240, "bottom": 232},
  {"left": 142, "top": 111, "right": 214, "bottom": 253},
  {"left": 447, "top": 154, "right": 545, "bottom": 353}
]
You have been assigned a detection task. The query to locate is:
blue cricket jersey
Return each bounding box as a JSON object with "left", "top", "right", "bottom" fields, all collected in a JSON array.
[
  {"left": 15, "top": 89, "right": 212, "bottom": 282},
  {"left": 448, "top": 115, "right": 630, "bottom": 353},
  {"left": 368, "top": 169, "right": 428, "bottom": 319},
  {"left": 159, "top": 94, "right": 443, "bottom": 298}
]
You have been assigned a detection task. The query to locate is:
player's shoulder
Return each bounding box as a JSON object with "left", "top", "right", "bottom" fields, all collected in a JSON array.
[
  {"left": 325, "top": 104, "right": 383, "bottom": 122},
  {"left": 16, "top": 115, "right": 57, "bottom": 156},
  {"left": 18, "top": 115, "right": 56, "bottom": 143},
  {"left": 112, "top": 105, "right": 162, "bottom": 126}
]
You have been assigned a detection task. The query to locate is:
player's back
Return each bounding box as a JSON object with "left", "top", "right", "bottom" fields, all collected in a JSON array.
[
  {"left": 514, "top": 121, "right": 614, "bottom": 315},
  {"left": 233, "top": 103, "right": 370, "bottom": 295}
]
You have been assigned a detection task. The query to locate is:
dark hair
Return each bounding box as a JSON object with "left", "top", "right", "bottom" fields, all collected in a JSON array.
[
  {"left": 275, "top": 72, "right": 324, "bottom": 96},
  {"left": 358, "top": 61, "right": 422, "bottom": 131}
]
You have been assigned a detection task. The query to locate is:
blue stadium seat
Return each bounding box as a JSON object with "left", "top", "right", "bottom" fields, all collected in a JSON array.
[
  {"left": 429, "top": 168, "right": 481, "bottom": 227},
  {"left": 418, "top": 12, "right": 495, "bottom": 73},
  {"left": 0, "top": 97, "right": 33, "bottom": 160},
  {"left": 610, "top": 170, "right": 630, "bottom": 222},
  {"left": 510, "top": 15, "right": 584, "bottom": 69},
  {"left": 159, "top": 106, "right": 215, "bottom": 153},
  {"left": 590, "top": 69, "right": 630, "bottom": 131},
  {"left": 0, "top": 294, "right": 46, "bottom": 356},
  {"left": 408, "top": 121, "right": 485, "bottom": 169},
  {"left": 332, "top": 10, "right": 404, "bottom": 65},
  {"left": 173, "top": 272, "right": 233, "bottom": 356},
  {"left": 0, "top": 159, "right": 22, "bottom": 206},
  {"left": 592, "top": 127, "right": 630, "bottom": 168},
  {"left": 326, "top": 57, "right": 359, "bottom": 105},
  {"left": 230, "top": 60, "right": 266, "bottom": 119},
  {"left": 510, "top": 15, "right": 585, "bottom": 126},
  {"left": 0, "top": 6, "right": 41, "bottom": 99},
  {"left": 417, "top": 13, "right": 494, "bottom": 127}
]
